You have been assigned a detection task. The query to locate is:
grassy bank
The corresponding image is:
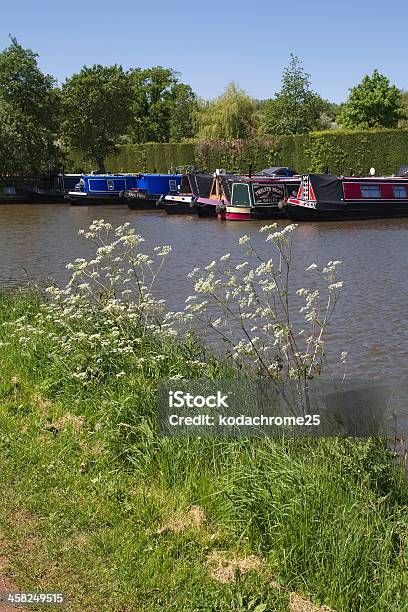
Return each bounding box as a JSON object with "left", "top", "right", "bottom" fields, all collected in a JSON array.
[{"left": 0, "top": 290, "right": 407, "bottom": 612}]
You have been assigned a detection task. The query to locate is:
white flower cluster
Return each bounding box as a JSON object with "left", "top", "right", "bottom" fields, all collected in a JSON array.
[
  {"left": 177, "top": 223, "right": 345, "bottom": 382},
  {"left": 4, "top": 220, "right": 175, "bottom": 385}
]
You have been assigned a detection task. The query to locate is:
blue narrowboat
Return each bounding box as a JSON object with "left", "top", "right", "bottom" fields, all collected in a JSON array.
[
  {"left": 124, "top": 173, "right": 181, "bottom": 209},
  {"left": 67, "top": 174, "right": 140, "bottom": 205}
]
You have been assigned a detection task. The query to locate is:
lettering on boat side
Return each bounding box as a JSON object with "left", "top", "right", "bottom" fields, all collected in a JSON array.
[{"left": 252, "top": 183, "right": 285, "bottom": 203}]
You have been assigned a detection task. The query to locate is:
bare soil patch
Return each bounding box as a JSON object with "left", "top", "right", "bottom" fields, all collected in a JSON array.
[{"left": 207, "top": 551, "right": 263, "bottom": 583}]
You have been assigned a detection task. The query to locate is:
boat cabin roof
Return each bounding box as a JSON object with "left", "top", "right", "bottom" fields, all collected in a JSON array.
[
  {"left": 256, "top": 167, "right": 297, "bottom": 177},
  {"left": 232, "top": 176, "right": 300, "bottom": 184}
]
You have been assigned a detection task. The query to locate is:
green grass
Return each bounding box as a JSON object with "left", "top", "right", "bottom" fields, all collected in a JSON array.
[{"left": 0, "top": 291, "right": 407, "bottom": 611}]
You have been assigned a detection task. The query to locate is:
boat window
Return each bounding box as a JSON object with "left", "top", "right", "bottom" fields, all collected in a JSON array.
[
  {"left": 232, "top": 183, "right": 251, "bottom": 207},
  {"left": 169, "top": 180, "right": 177, "bottom": 192},
  {"left": 107, "top": 180, "right": 114, "bottom": 191},
  {"left": 393, "top": 185, "right": 407, "bottom": 198},
  {"left": 360, "top": 185, "right": 381, "bottom": 198}
]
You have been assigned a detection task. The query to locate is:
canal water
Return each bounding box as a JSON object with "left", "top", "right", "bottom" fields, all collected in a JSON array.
[{"left": 0, "top": 203, "right": 407, "bottom": 388}]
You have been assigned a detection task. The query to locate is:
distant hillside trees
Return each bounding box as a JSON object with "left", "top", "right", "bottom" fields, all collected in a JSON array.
[
  {"left": 0, "top": 38, "right": 59, "bottom": 177},
  {"left": 262, "top": 55, "right": 324, "bottom": 135},
  {"left": 339, "top": 70, "right": 404, "bottom": 129},
  {"left": 195, "top": 83, "right": 257, "bottom": 140},
  {"left": 61, "top": 65, "right": 134, "bottom": 172},
  {"left": 130, "top": 67, "right": 197, "bottom": 143}
]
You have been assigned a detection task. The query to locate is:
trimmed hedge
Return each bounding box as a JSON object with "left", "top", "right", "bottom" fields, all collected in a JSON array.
[
  {"left": 286, "top": 129, "right": 408, "bottom": 175},
  {"left": 66, "top": 129, "right": 408, "bottom": 176}
]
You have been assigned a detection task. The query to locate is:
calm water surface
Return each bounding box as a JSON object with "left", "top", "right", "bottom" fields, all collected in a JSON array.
[{"left": 1, "top": 202, "right": 408, "bottom": 384}]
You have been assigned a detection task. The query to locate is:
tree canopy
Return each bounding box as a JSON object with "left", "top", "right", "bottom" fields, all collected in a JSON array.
[
  {"left": 0, "top": 38, "right": 59, "bottom": 176},
  {"left": 130, "top": 67, "right": 196, "bottom": 143},
  {"left": 2, "top": 38, "right": 408, "bottom": 180},
  {"left": 194, "top": 83, "right": 257, "bottom": 140},
  {"left": 262, "top": 54, "right": 324, "bottom": 135},
  {"left": 61, "top": 64, "right": 134, "bottom": 171},
  {"left": 339, "top": 70, "right": 403, "bottom": 129}
]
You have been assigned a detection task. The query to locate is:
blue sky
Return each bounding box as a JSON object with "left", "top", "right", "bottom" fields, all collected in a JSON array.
[{"left": 1, "top": 0, "right": 407, "bottom": 103}]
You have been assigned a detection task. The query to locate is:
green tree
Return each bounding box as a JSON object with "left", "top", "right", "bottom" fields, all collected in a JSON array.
[
  {"left": 169, "top": 83, "right": 197, "bottom": 141},
  {"left": 339, "top": 70, "right": 403, "bottom": 129},
  {"left": 0, "top": 38, "right": 59, "bottom": 176},
  {"left": 61, "top": 64, "right": 133, "bottom": 171},
  {"left": 0, "top": 100, "right": 57, "bottom": 178},
  {"left": 194, "top": 82, "right": 257, "bottom": 140},
  {"left": 262, "top": 54, "right": 324, "bottom": 135},
  {"left": 130, "top": 67, "right": 196, "bottom": 143}
]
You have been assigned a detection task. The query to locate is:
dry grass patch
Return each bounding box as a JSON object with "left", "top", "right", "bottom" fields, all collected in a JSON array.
[
  {"left": 289, "top": 592, "right": 336, "bottom": 612},
  {"left": 156, "top": 505, "right": 206, "bottom": 535},
  {"left": 44, "top": 413, "right": 84, "bottom": 434},
  {"left": 207, "top": 551, "right": 264, "bottom": 583},
  {"left": 31, "top": 394, "right": 51, "bottom": 411}
]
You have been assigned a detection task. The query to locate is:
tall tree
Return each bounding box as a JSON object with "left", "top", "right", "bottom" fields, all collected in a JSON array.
[
  {"left": 339, "top": 70, "right": 403, "bottom": 129},
  {"left": 0, "top": 100, "right": 57, "bottom": 178},
  {"left": 194, "top": 82, "right": 257, "bottom": 140},
  {"left": 262, "top": 54, "right": 324, "bottom": 135},
  {"left": 0, "top": 38, "right": 59, "bottom": 175},
  {"left": 169, "top": 83, "right": 197, "bottom": 141},
  {"left": 0, "top": 37, "right": 58, "bottom": 128},
  {"left": 130, "top": 67, "right": 196, "bottom": 143},
  {"left": 61, "top": 64, "right": 133, "bottom": 171}
]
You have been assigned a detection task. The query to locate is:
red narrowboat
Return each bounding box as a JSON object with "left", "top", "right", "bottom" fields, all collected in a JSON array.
[{"left": 285, "top": 173, "right": 408, "bottom": 221}]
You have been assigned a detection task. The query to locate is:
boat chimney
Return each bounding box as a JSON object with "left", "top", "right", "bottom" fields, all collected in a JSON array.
[
  {"left": 248, "top": 164, "right": 253, "bottom": 178},
  {"left": 349, "top": 167, "right": 353, "bottom": 176}
]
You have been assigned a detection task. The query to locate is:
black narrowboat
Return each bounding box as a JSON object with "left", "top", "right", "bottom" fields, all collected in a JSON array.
[{"left": 161, "top": 172, "right": 213, "bottom": 214}]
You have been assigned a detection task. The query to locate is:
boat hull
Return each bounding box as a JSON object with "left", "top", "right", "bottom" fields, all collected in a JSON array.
[
  {"left": 162, "top": 195, "right": 196, "bottom": 214},
  {"left": 251, "top": 206, "right": 287, "bottom": 220},
  {"left": 25, "top": 190, "right": 65, "bottom": 203},
  {"left": 0, "top": 195, "right": 30, "bottom": 204},
  {"left": 225, "top": 205, "right": 286, "bottom": 221},
  {"left": 125, "top": 192, "right": 162, "bottom": 210},
  {"left": 194, "top": 197, "right": 220, "bottom": 218},
  {"left": 225, "top": 206, "right": 251, "bottom": 221},
  {"left": 66, "top": 193, "right": 125, "bottom": 205},
  {"left": 285, "top": 200, "right": 408, "bottom": 221}
]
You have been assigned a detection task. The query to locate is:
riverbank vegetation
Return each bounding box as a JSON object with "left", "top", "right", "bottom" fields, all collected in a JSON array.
[
  {"left": 1, "top": 37, "right": 408, "bottom": 176},
  {"left": 0, "top": 221, "right": 407, "bottom": 611}
]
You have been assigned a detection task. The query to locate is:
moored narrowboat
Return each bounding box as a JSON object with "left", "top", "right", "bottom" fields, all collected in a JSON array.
[
  {"left": 225, "top": 174, "right": 300, "bottom": 221},
  {"left": 66, "top": 174, "right": 139, "bottom": 205},
  {"left": 0, "top": 186, "right": 29, "bottom": 204},
  {"left": 193, "top": 170, "right": 238, "bottom": 218},
  {"left": 124, "top": 173, "right": 181, "bottom": 210},
  {"left": 285, "top": 173, "right": 408, "bottom": 221},
  {"left": 161, "top": 172, "right": 213, "bottom": 214}
]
